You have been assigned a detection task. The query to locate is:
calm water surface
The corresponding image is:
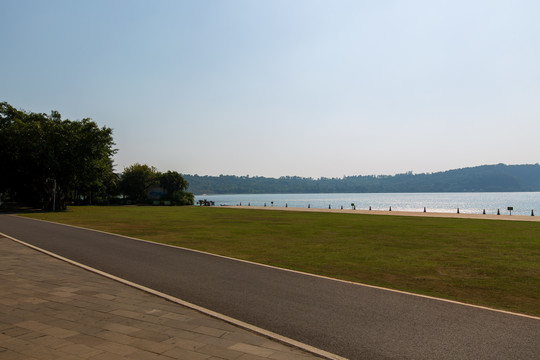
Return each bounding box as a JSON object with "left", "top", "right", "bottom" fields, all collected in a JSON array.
[{"left": 195, "top": 192, "right": 540, "bottom": 216}]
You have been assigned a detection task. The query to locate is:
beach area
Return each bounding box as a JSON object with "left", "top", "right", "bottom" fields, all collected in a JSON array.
[{"left": 230, "top": 205, "right": 540, "bottom": 222}]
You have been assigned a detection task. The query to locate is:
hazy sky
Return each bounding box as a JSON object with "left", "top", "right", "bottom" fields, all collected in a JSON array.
[{"left": 2, "top": 0, "right": 539, "bottom": 178}]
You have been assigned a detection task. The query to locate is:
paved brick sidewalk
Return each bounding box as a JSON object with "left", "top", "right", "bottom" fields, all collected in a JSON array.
[{"left": 0, "top": 237, "right": 323, "bottom": 360}]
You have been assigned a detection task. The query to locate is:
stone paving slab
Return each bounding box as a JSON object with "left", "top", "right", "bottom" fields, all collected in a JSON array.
[{"left": 0, "top": 237, "right": 324, "bottom": 360}]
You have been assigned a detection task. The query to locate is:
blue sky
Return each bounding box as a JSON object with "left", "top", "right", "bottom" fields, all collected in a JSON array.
[{"left": 2, "top": 0, "right": 539, "bottom": 178}]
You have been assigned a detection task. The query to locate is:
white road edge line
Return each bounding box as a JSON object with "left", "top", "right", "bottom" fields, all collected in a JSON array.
[
  {"left": 1, "top": 231, "right": 347, "bottom": 360},
  {"left": 10, "top": 214, "right": 540, "bottom": 321}
]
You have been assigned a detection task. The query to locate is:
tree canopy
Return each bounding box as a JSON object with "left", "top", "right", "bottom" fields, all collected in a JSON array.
[
  {"left": 119, "top": 163, "right": 159, "bottom": 202},
  {"left": 1, "top": 102, "right": 117, "bottom": 210},
  {"left": 158, "top": 170, "right": 193, "bottom": 205},
  {"left": 119, "top": 165, "right": 193, "bottom": 205},
  {"left": 0, "top": 101, "right": 194, "bottom": 210}
]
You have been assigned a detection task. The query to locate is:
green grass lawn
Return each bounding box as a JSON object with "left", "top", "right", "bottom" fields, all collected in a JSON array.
[{"left": 22, "top": 206, "right": 540, "bottom": 316}]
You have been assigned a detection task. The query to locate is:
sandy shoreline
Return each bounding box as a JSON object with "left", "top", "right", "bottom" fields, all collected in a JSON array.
[{"left": 224, "top": 205, "right": 540, "bottom": 222}]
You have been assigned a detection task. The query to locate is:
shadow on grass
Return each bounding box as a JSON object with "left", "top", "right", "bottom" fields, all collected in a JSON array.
[{"left": 0, "top": 203, "right": 50, "bottom": 214}]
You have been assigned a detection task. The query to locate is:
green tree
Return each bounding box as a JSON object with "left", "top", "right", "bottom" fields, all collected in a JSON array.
[
  {"left": 0, "top": 102, "right": 117, "bottom": 210},
  {"left": 158, "top": 171, "right": 193, "bottom": 205},
  {"left": 64, "top": 119, "right": 118, "bottom": 205},
  {"left": 119, "top": 163, "right": 159, "bottom": 202}
]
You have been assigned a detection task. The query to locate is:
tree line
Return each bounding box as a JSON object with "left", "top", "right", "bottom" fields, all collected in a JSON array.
[
  {"left": 184, "top": 164, "right": 540, "bottom": 195},
  {"left": 0, "top": 102, "right": 193, "bottom": 210},
  {"left": 4, "top": 102, "right": 537, "bottom": 209}
]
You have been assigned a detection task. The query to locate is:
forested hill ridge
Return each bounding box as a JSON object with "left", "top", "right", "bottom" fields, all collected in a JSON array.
[{"left": 184, "top": 164, "right": 540, "bottom": 195}]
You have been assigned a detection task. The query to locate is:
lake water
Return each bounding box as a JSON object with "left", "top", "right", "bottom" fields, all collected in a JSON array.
[{"left": 195, "top": 192, "right": 540, "bottom": 216}]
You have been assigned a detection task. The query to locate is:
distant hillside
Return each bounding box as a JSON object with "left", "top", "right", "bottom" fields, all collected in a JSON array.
[{"left": 183, "top": 164, "right": 540, "bottom": 195}]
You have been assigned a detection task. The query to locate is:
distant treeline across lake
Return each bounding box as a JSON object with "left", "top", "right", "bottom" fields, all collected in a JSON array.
[
  {"left": 194, "top": 192, "right": 540, "bottom": 216},
  {"left": 185, "top": 164, "right": 540, "bottom": 195}
]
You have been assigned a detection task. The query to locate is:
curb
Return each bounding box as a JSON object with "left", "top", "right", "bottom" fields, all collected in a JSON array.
[{"left": 1, "top": 231, "right": 347, "bottom": 360}]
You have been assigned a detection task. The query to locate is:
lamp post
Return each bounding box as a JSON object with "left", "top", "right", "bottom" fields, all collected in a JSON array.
[
  {"left": 52, "top": 178, "right": 56, "bottom": 212},
  {"left": 47, "top": 178, "right": 56, "bottom": 211}
]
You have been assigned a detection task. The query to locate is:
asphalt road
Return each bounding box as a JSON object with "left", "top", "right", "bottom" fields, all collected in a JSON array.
[{"left": 1, "top": 214, "right": 538, "bottom": 359}]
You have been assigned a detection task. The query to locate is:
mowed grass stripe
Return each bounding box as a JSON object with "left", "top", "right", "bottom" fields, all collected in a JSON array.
[{"left": 22, "top": 206, "right": 540, "bottom": 316}]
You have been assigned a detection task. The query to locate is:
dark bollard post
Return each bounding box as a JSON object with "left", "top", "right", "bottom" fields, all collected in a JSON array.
[
  {"left": 369, "top": 206, "right": 371, "bottom": 211},
  {"left": 329, "top": 204, "right": 331, "bottom": 209},
  {"left": 483, "top": 209, "right": 485, "bottom": 214},
  {"left": 424, "top": 207, "right": 426, "bottom": 213},
  {"left": 389, "top": 206, "right": 392, "bottom": 211},
  {"left": 308, "top": 204, "right": 310, "bottom": 208},
  {"left": 457, "top": 208, "right": 459, "bottom": 214},
  {"left": 497, "top": 209, "right": 500, "bottom": 215},
  {"left": 531, "top": 210, "right": 534, "bottom": 216}
]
